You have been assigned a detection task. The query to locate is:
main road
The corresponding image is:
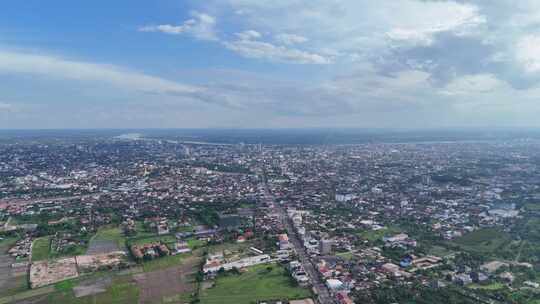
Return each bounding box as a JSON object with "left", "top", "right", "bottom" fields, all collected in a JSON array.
[{"left": 260, "top": 181, "right": 335, "bottom": 304}]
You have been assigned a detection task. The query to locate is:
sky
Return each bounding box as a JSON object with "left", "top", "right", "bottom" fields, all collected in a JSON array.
[{"left": 1, "top": 0, "right": 540, "bottom": 129}]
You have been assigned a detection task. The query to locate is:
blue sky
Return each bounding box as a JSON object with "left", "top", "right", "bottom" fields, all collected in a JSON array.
[{"left": 1, "top": 0, "right": 540, "bottom": 129}]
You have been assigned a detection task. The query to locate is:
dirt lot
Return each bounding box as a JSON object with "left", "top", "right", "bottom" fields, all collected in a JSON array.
[
  {"left": 30, "top": 258, "right": 78, "bottom": 288},
  {"left": 133, "top": 255, "right": 200, "bottom": 304}
]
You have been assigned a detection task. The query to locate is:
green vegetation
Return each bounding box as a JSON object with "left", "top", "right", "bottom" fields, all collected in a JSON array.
[
  {"left": 358, "top": 226, "right": 400, "bottom": 242},
  {"left": 91, "top": 226, "right": 126, "bottom": 248},
  {"left": 51, "top": 243, "right": 87, "bottom": 259},
  {"left": 468, "top": 283, "right": 505, "bottom": 291},
  {"left": 452, "top": 228, "right": 511, "bottom": 255},
  {"left": 428, "top": 245, "right": 454, "bottom": 257},
  {"left": 0, "top": 276, "right": 28, "bottom": 299},
  {"left": 32, "top": 236, "right": 51, "bottom": 261},
  {"left": 199, "top": 264, "right": 311, "bottom": 304},
  {"left": 335, "top": 251, "right": 354, "bottom": 260},
  {"left": 187, "top": 238, "right": 206, "bottom": 249},
  {"left": 129, "top": 234, "right": 176, "bottom": 246},
  {"left": 142, "top": 253, "right": 186, "bottom": 272},
  {"left": 163, "top": 293, "right": 192, "bottom": 303},
  {"left": 46, "top": 275, "right": 139, "bottom": 304},
  {"left": 0, "top": 237, "right": 18, "bottom": 252},
  {"left": 0, "top": 286, "right": 55, "bottom": 304}
]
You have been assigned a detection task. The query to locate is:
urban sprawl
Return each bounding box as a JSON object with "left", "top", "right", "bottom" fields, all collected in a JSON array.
[{"left": 1, "top": 134, "right": 540, "bottom": 303}]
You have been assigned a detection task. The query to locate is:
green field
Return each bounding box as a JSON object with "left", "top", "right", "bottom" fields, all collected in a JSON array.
[
  {"left": 452, "top": 228, "right": 511, "bottom": 254},
  {"left": 46, "top": 275, "right": 139, "bottom": 304},
  {"left": 428, "top": 245, "right": 454, "bottom": 257},
  {"left": 142, "top": 253, "right": 187, "bottom": 273},
  {"left": 92, "top": 226, "right": 126, "bottom": 249},
  {"left": 199, "top": 264, "right": 312, "bottom": 304},
  {"left": 187, "top": 238, "right": 206, "bottom": 249},
  {"left": 358, "top": 226, "right": 401, "bottom": 242},
  {"left": 32, "top": 236, "right": 51, "bottom": 261}
]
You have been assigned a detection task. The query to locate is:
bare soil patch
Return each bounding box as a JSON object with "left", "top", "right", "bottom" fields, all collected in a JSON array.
[{"left": 134, "top": 255, "right": 200, "bottom": 304}]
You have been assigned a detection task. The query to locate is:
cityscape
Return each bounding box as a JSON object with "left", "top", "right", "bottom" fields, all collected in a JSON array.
[
  {"left": 0, "top": 130, "right": 540, "bottom": 303},
  {"left": 3, "top": 0, "right": 540, "bottom": 303}
]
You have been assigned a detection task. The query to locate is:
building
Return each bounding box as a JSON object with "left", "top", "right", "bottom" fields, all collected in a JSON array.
[{"left": 319, "top": 239, "right": 333, "bottom": 255}]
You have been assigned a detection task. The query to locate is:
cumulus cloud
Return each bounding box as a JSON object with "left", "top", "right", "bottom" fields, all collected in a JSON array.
[
  {"left": 441, "top": 74, "right": 507, "bottom": 95},
  {"left": 516, "top": 35, "right": 540, "bottom": 73},
  {"left": 139, "top": 11, "right": 217, "bottom": 41},
  {"left": 0, "top": 50, "right": 200, "bottom": 95},
  {"left": 385, "top": 2, "right": 485, "bottom": 46}
]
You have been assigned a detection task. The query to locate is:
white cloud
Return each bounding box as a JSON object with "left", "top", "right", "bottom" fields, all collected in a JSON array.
[
  {"left": 205, "top": 0, "right": 486, "bottom": 56},
  {"left": 139, "top": 11, "right": 217, "bottom": 41},
  {"left": 223, "top": 37, "right": 330, "bottom": 64},
  {"left": 235, "top": 30, "right": 262, "bottom": 40},
  {"left": 0, "top": 50, "right": 200, "bottom": 95},
  {"left": 275, "top": 33, "right": 308, "bottom": 45},
  {"left": 516, "top": 35, "right": 540, "bottom": 73},
  {"left": 386, "top": 2, "right": 485, "bottom": 46},
  {"left": 441, "top": 74, "right": 506, "bottom": 95}
]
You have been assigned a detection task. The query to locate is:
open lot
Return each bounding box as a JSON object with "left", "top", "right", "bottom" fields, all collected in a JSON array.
[
  {"left": 199, "top": 264, "right": 312, "bottom": 304},
  {"left": 134, "top": 254, "right": 200, "bottom": 304},
  {"left": 30, "top": 257, "right": 79, "bottom": 288}
]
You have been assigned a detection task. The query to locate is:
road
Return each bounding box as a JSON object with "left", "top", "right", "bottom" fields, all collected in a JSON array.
[{"left": 260, "top": 182, "right": 335, "bottom": 304}]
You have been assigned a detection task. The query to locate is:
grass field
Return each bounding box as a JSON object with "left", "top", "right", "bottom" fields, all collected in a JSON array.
[
  {"left": 358, "top": 226, "right": 401, "bottom": 242},
  {"left": 452, "top": 228, "right": 511, "bottom": 254},
  {"left": 46, "top": 275, "right": 139, "bottom": 304},
  {"left": 199, "top": 264, "right": 311, "bottom": 304},
  {"left": 428, "top": 245, "right": 454, "bottom": 257},
  {"left": 142, "top": 253, "right": 187, "bottom": 273},
  {"left": 92, "top": 226, "right": 126, "bottom": 248},
  {"left": 32, "top": 236, "right": 51, "bottom": 261},
  {"left": 187, "top": 238, "right": 206, "bottom": 250}
]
